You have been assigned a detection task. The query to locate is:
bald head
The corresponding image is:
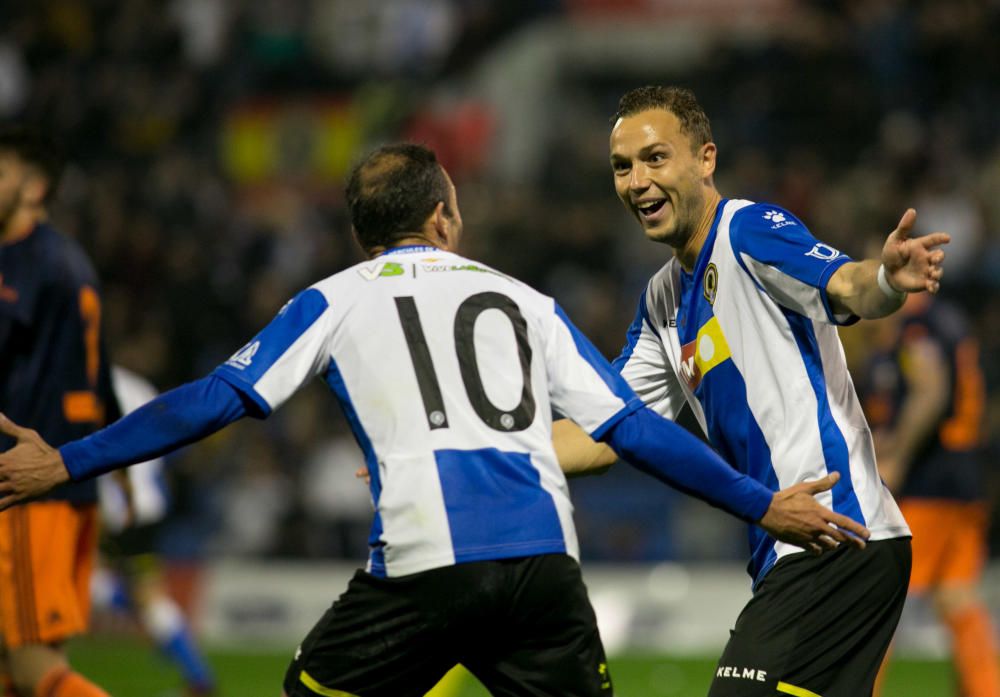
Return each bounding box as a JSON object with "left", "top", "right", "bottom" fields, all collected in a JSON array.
[{"left": 346, "top": 144, "right": 456, "bottom": 253}]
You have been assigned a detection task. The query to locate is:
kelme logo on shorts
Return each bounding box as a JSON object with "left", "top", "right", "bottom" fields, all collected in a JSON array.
[{"left": 716, "top": 665, "right": 767, "bottom": 682}]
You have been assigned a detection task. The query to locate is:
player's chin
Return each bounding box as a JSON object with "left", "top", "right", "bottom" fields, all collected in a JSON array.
[{"left": 641, "top": 221, "right": 676, "bottom": 244}]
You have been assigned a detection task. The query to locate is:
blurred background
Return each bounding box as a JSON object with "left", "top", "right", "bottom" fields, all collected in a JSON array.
[{"left": 3, "top": 0, "right": 999, "bottom": 694}]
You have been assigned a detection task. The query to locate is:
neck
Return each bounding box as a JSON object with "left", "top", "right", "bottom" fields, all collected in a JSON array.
[
  {"left": 1, "top": 208, "right": 43, "bottom": 245},
  {"left": 370, "top": 235, "right": 443, "bottom": 258},
  {"left": 676, "top": 190, "right": 721, "bottom": 272}
]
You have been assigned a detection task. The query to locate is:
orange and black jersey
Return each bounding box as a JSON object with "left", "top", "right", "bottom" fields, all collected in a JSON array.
[
  {"left": 0, "top": 222, "right": 120, "bottom": 504},
  {"left": 861, "top": 297, "right": 986, "bottom": 501}
]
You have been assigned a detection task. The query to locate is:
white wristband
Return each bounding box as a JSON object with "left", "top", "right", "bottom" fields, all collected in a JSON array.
[{"left": 877, "top": 264, "right": 906, "bottom": 301}]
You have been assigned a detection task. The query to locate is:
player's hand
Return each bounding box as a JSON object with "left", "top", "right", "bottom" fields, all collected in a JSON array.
[
  {"left": 355, "top": 465, "right": 371, "bottom": 486},
  {"left": 881, "top": 208, "right": 950, "bottom": 294},
  {"left": 0, "top": 413, "right": 71, "bottom": 510},
  {"left": 758, "top": 472, "right": 870, "bottom": 555}
]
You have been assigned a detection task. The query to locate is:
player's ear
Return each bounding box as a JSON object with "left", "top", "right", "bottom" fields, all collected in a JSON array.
[
  {"left": 432, "top": 201, "right": 449, "bottom": 245},
  {"left": 699, "top": 142, "right": 717, "bottom": 179}
]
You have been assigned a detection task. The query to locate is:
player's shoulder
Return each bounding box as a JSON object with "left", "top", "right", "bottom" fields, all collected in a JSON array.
[
  {"left": 728, "top": 200, "right": 805, "bottom": 236},
  {"left": 641, "top": 257, "right": 680, "bottom": 318},
  {"left": 33, "top": 223, "right": 100, "bottom": 289}
]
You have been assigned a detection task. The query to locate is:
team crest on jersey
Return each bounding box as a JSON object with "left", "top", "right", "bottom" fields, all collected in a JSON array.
[
  {"left": 226, "top": 340, "right": 260, "bottom": 369},
  {"left": 703, "top": 263, "right": 719, "bottom": 305}
]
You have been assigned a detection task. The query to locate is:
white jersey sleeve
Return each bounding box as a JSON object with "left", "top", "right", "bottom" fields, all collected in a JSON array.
[
  {"left": 728, "top": 203, "right": 857, "bottom": 325},
  {"left": 212, "top": 287, "right": 335, "bottom": 415},
  {"left": 612, "top": 287, "right": 687, "bottom": 421},
  {"left": 544, "top": 303, "right": 644, "bottom": 439}
]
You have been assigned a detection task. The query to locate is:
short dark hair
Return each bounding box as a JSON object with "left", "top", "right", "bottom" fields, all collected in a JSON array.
[
  {"left": 613, "top": 86, "right": 713, "bottom": 151},
  {"left": 346, "top": 143, "right": 452, "bottom": 252},
  {"left": 0, "top": 126, "right": 65, "bottom": 203}
]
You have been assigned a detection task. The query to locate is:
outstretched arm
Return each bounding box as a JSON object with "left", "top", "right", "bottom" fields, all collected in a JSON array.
[
  {"left": 561, "top": 411, "right": 870, "bottom": 553},
  {"left": 827, "top": 208, "right": 950, "bottom": 319},
  {"left": 0, "top": 375, "right": 252, "bottom": 509}
]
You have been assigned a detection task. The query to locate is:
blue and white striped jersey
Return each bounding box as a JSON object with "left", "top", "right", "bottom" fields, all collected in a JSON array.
[
  {"left": 615, "top": 199, "right": 910, "bottom": 585},
  {"left": 213, "top": 246, "right": 641, "bottom": 578}
]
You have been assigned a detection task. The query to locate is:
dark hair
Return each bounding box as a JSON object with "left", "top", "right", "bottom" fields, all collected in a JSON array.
[
  {"left": 0, "top": 126, "right": 65, "bottom": 203},
  {"left": 346, "top": 143, "right": 452, "bottom": 251},
  {"left": 613, "top": 86, "right": 713, "bottom": 151}
]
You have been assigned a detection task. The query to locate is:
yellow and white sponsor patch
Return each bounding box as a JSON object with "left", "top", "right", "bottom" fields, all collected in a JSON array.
[{"left": 679, "top": 316, "right": 732, "bottom": 391}]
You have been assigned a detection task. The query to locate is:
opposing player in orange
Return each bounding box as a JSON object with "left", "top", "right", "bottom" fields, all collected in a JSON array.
[
  {"left": 0, "top": 127, "right": 118, "bottom": 697},
  {"left": 863, "top": 292, "right": 999, "bottom": 697}
]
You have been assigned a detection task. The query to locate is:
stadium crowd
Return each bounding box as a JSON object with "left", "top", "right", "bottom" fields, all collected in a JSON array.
[{"left": 2, "top": 0, "right": 998, "bottom": 564}]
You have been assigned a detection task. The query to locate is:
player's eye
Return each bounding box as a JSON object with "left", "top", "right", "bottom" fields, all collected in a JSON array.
[
  {"left": 611, "top": 161, "right": 630, "bottom": 174},
  {"left": 647, "top": 152, "right": 667, "bottom": 164}
]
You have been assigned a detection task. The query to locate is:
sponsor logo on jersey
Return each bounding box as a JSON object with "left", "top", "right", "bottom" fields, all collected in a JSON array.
[
  {"left": 703, "top": 263, "right": 719, "bottom": 305},
  {"left": 679, "top": 316, "right": 732, "bottom": 391},
  {"left": 226, "top": 340, "right": 260, "bottom": 369},
  {"left": 763, "top": 209, "right": 796, "bottom": 229},
  {"left": 357, "top": 261, "right": 405, "bottom": 281},
  {"left": 715, "top": 665, "right": 767, "bottom": 682},
  {"left": 421, "top": 263, "right": 505, "bottom": 278},
  {"left": 804, "top": 242, "right": 842, "bottom": 261}
]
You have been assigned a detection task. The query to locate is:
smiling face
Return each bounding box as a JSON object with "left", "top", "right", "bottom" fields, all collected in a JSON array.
[{"left": 609, "top": 108, "right": 717, "bottom": 249}]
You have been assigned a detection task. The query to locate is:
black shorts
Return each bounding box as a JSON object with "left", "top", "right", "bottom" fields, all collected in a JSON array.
[
  {"left": 283, "top": 553, "right": 612, "bottom": 697},
  {"left": 708, "top": 537, "right": 911, "bottom": 697}
]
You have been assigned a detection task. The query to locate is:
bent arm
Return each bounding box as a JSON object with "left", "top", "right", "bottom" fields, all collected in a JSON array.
[
  {"left": 827, "top": 209, "right": 949, "bottom": 319},
  {"left": 60, "top": 375, "right": 253, "bottom": 480},
  {"left": 826, "top": 260, "right": 905, "bottom": 319},
  {"left": 553, "top": 419, "right": 618, "bottom": 476}
]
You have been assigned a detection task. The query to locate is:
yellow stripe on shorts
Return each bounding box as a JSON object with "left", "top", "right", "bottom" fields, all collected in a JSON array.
[
  {"left": 776, "top": 680, "right": 823, "bottom": 697},
  {"left": 299, "top": 670, "right": 360, "bottom": 697},
  {"left": 425, "top": 665, "right": 471, "bottom": 696}
]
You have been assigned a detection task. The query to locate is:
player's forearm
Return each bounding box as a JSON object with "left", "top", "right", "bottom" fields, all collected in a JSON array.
[
  {"left": 827, "top": 260, "right": 905, "bottom": 319},
  {"left": 60, "top": 375, "right": 250, "bottom": 480},
  {"left": 603, "top": 407, "right": 773, "bottom": 523},
  {"left": 553, "top": 419, "right": 618, "bottom": 475}
]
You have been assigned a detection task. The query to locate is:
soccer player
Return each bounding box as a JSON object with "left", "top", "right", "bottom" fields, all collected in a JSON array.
[
  {"left": 94, "top": 365, "right": 216, "bottom": 696},
  {"left": 0, "top": 127, "right": 118, "bottom": 697},
  {"left": 553, "top": 86, "right": 950, "bottom": 697},
  {"left": 0, "top": 144, "right": 866, "bottom": 697},
  {"left": 861, "top": 294, "right": 999, "bottom": 697}
]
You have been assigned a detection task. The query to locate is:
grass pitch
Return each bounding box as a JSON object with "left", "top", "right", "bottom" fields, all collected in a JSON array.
[{"left": 68, "top": 636, "right": 955, "bottom": 696}]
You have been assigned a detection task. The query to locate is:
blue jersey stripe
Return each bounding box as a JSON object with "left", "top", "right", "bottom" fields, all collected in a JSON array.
[
  {"left": 782, "top": 310, "right": 866, "bottom": 526},
  {"left": 555, "top": 303, "right": 636, "bottom": 403},
  {"left": 324, "top": 357, "right": 385, "bottom": 575},
  {"left": 213, "top": 288, "right": 329, "bottom": 409},
  {"left": 612, "top": 288, "right": 653, "bottom": 372},
  {"left": 434, "top": 448, "right": 566, "bottom": 563}
]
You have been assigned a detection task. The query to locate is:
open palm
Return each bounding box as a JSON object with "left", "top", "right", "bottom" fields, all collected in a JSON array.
[{"left": 882, "top": 208, "right": 950, "bottom": 294}]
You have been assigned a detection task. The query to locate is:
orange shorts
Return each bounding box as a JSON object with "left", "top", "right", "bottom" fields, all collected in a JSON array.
[
  {"left": 901, "top": 499, "right": 988, "bottom": 593},
  {"left": 0, "top": 501, "right": 99, "bottom": 648}
]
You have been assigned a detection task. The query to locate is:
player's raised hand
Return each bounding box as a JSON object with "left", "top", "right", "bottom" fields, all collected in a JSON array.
[
  {"left": 758, "top": 472, "right": 870, "bottom": 555},
  {"left": 0, "top": 413, "right": 70, "bottom": 510},
  {"left": 881, "top": 208, "right": 950, "bottom": 294}
]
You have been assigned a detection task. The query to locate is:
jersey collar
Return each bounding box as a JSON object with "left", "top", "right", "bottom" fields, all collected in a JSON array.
[{"left": 380, "top": 245, "right": 440, "bottom": 256}]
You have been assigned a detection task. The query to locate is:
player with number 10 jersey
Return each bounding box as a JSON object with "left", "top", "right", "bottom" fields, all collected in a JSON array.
[{"left": 213, "top": 244, "right": 641, "bottom": 578}]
